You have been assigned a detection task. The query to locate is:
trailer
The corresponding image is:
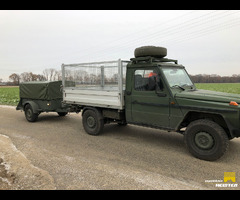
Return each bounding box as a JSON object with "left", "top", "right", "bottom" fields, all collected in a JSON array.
[{"left": 16, "top": 81, "right": 69, "bottom": 122}]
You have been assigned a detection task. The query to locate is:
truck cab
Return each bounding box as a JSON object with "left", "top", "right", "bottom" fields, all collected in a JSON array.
[
  {"left": 122, "top": 52, "right": 240, "bottom": 161},
  {"left": 125, "top": 56, "right": 191, "bottom": 131}
]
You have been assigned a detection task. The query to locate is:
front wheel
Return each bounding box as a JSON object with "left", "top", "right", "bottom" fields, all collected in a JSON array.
[
  {"left": 184, "top": 119, "right": 229, "bottom": 161},
  {"left": 82, "top": 109, "right": 104, "bottom": 136}
]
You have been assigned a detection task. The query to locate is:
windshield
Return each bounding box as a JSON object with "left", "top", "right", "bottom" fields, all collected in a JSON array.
[{"left": 162, "top": 67, "right": 194, "bottom": 89}]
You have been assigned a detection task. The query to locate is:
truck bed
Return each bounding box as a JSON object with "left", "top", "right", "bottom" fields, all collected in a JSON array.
[{"left": 62, "top": 60, "right": 128, "bottom": 110}]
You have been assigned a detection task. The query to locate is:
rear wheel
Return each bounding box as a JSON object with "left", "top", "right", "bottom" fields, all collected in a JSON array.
[
  {"left": 82, "top": 109, "right": 104, "bottom": 135},
  {"left": 24, "top": 104, "right": 38, "bottom": 122},
  {"left": 184, "top": 119, "right": 229, "bottom": 161}
]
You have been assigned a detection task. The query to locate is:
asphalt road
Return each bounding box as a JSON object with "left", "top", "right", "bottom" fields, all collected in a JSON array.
[{"left": 0, "top": 106, "right": 240, "bottom": 190}]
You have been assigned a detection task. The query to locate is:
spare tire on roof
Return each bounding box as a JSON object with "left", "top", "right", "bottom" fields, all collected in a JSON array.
[{"left": 134, "top": 46, "right": 167, "bottom": 58}]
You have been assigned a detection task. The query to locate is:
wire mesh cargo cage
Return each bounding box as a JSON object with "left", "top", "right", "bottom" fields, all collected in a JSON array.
[
  {"left": 61, "top": 59, "right": 129, "bottom": 109},
  {"left": 62, "top": 60, "right": 128, "bottom": 91}
]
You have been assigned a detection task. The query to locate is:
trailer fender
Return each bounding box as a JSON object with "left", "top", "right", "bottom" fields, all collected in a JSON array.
[{"left": 23, "top": 101, "right": 40, "bottom": 114}]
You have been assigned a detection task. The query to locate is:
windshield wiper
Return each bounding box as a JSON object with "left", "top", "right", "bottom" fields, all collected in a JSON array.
[
  {"left": 171, "top": 85, "right": 185, "bottom": 91},
  {"left": 181, "top": 84, "right": 196, "bottom": 91}
]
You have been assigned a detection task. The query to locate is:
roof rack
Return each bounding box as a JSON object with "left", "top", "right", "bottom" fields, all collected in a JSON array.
[{"left": 130, "top": 56, "right": 178, "bottom": 64}]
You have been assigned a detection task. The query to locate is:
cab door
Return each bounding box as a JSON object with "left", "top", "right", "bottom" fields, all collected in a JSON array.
[{"left": 127, "top": 67, "right": 170, "bottom": 128}]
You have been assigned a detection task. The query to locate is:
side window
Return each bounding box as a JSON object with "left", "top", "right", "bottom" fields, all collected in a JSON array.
[{"left": 134, "top": 69, "right": 158, "bottom": 91}]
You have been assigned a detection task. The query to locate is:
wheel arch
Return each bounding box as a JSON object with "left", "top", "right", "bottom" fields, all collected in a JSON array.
[
  {"left": 23, "top": 100, "right": 40, "bottom": 114},
  {"left": 179, "top": 111, "right": 233, "bottom": 139},
  {"left": 82, "top": 106, "right": 103, "bottom": 118}
]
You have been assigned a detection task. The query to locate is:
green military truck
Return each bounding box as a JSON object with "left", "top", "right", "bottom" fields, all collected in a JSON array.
[
  {"left": 16, "top": 81, "right": 70, "bottom": 122},
  {"left": 61, "top": 46, "right": 240, "bottom": 161}
]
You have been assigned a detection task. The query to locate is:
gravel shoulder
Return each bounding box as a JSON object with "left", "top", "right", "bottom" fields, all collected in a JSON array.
[{"left": 0, "top": 134, "right": 55, "bottom": 190}]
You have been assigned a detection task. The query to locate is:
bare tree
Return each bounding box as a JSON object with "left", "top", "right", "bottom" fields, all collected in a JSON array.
[
  {"left": 43, "top": 69, "right": 49, "bottom": 81},
  {"left": 37, "top": 74, "right": 47, "bottom": 81},
  {"left": 29, "top": 72, "right": 38, "bottom": 81},
  {"left": 49, "top": 68, "right": 55, "bottom": 81},
  {"left": 20, "top": 72, "right": 30, "bottom": 82},
  {"left": 9, "top": 73, "right": 20, "bottom": 85},
  {"left": 43, "top": 68, "right": 60, "bottom": 81},
  {"left": 56, "top": 70, "right": 61, "bottom": 81}
]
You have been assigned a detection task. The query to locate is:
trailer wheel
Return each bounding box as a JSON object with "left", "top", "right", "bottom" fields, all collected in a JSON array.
[
  {"left": 24, "top": 104, "right": 38, "bottom": 122},
  {"left": 184, "top": 119, "right": 229, "bottom": 161},
  {"left": 82, "top": 109, "right": 104, "bottom": 135}
]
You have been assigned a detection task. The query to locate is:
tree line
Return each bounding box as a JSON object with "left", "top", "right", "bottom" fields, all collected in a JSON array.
[
  {"left": 2, "top": 70, "right": 240, "bottom": 86},
  {"left": 5, "top": 68, "right": 61, "bottom": 85},
  {"left": 190, "top": 74, "right": 240, "bottom": 83}
]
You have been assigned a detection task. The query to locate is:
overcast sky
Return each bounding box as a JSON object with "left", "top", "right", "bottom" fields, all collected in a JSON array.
[{"left": 1, "top": 10, "right": 240, "bottom": 81}]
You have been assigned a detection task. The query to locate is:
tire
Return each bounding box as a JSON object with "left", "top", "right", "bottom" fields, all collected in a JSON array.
[
  {"left": 58, "top": 112, "right": 68, "bottom": 117},
  {"left": 24, "top": 104, "right": 38, "bottom": 122},
  {"left": 134, "top": 46, "right": 167, "bottom": 58},
  {"left": 82, "top": 109, "right": 104, "bottom": 136},
  {"left": 184, "top": 119, "right": 229, "bottom": 161}
]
